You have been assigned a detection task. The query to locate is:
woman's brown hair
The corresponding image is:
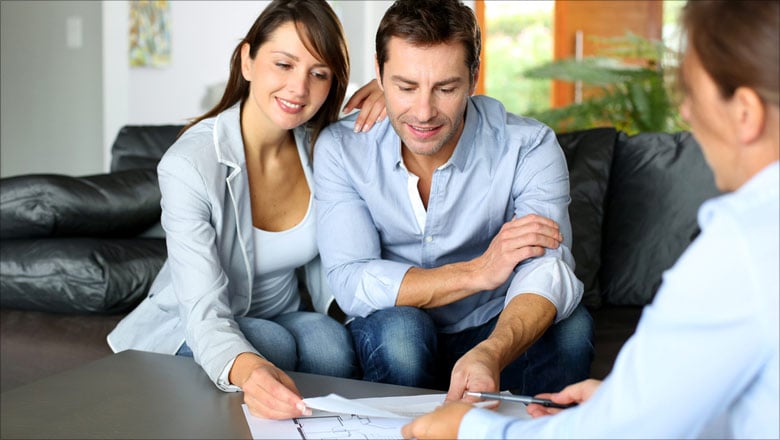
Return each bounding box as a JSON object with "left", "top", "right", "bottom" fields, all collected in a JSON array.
[
  {"left": 681, "top": 0, "right": 779, "bottom": 107},
  {"left": 180, "top": 0, "right": 350, "bottom": 149}
]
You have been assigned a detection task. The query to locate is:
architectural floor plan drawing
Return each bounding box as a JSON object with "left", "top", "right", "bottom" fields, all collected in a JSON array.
[
  {"left": 292, "top": 414, "right": 405, "bottom": 439},
  {"left": 242, "top": 406, "right": 407, "bottom": 439},
  {"left": 242, "top": 393, "right": 529, "bottom": 439}
]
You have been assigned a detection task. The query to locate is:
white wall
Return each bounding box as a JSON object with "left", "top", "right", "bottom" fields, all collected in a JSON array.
[
  {"left": 1, "top": 1, "right": 472, "bottom": 177},
  {"left": 127, "top": 1, "right": 271, "bottom": 126},
  {"left": 1, "top": 0, "right": 104, "bottom": 178},
  {"left": 125, "top": 1, "right": 395, "bottom": 126}
]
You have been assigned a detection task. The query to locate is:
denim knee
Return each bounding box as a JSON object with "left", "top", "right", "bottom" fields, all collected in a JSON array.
[
  {"left": 553, "top": 304, "right": 595, "bottom": 367},
  {"left": 236, "top": 316, "right": 297, "bottom": 371},
  {"left": 276, "top": 312, "right": 358, "bottom": 379},
  {"left": 536, "top": 303, "right": 594, "bottom": 385},
  {"left": 504, "top": 304, "right": 594, "bottom": 394},
  {"left": 349, "top": 306, "right": 438, "bottom": 387}
]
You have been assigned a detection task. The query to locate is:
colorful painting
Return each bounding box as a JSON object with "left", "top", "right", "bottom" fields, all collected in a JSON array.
[{"left": 129, "top": 0, "right": 171, "bottom": 67}]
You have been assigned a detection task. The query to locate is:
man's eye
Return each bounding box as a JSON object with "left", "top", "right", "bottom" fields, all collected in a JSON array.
[{"left": 440, "top": 88, "right": 455, "bottom": 94}]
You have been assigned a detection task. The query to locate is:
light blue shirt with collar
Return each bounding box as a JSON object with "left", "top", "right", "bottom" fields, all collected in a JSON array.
[
  {"left": 459, "top": 162, "right": 780, "bottom": 439},
  {"left": 107, "top": 104, "right": 334, "bottom": 390},
  {"left": 314, "top": 95, "right": 583, "bottom": 333}
]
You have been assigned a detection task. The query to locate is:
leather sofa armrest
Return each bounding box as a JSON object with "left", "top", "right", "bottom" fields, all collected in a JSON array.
[{"left": 0, "top": 169, "right": 161, "bottom": 239}]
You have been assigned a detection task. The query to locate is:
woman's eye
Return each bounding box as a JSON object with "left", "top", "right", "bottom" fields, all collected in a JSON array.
[
  {"left": 275, "top": 62, "right": 292, "bottom": 70},
  {"left": 312, "top": 71, "right": 329, "bottom": 80}
]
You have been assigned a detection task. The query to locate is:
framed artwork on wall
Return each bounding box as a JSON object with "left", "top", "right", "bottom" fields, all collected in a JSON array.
[{"left": 129, "top": 0, "right": 171, "bottom": 67}]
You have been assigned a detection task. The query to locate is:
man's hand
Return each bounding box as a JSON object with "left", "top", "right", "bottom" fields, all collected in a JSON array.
[
  {"left": 446, "top": 294, "right": 556, "bottom": 404},
  {"left": 342, "top": 79, "right": 386, "bottom": 133},
  {"left": 230, "top": 352, "right": 311, "bottom": 419},
  {"left": 472, "top": 214, "right": 562, "bottom": 291},
  {"left": 445, "top": 343, "right": 501, "bottom": 402},
  {"left": 396, "top": 214, "right": 563, "bottom": 309},
  {"left": 526, "top": 378, "right": 602, "bottom": 418},
  {"left": 401, "top": 401, "right": 473, "bottom": 439}
]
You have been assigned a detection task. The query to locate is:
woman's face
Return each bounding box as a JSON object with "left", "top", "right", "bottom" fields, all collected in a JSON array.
[
  {"left": 241, "top": 21, "right": 332, "bottom": 133},
  {"left": 679, "top": 44, "right": 740, "bottom": 191}
]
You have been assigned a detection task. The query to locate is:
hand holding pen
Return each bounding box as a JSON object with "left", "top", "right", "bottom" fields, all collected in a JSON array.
[
  {"left": 520, "top": 378, "right": 602, "bottom": 418},
  {"left": 465, "top": 391, "right": 578, "bottom": 409}
]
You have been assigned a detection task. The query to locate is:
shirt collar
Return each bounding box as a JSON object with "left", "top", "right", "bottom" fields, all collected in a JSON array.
[
  {"left": 214, "top": 102, "right": 307, "bottom": 170},
  {"left": 213, "top": 103, "right": 244, "bottom": 169},
  {"left": 698, "top": 160, "right": 779, "bottom": 227}
]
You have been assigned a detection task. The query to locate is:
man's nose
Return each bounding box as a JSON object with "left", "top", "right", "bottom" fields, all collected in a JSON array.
[{"left": 412, "top": 91, "right": 436, "bottom": 122}]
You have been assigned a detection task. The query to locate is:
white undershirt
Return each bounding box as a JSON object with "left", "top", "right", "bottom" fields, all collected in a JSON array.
[{"left": 248, "top": 194, "right": 317, "bottom": 318}]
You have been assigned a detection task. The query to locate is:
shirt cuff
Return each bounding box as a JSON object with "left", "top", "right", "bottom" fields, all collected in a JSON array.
[
  {"left": 216, "top": 356, "right": 243, "bottom": 393},
  {"left": 459, "top": 407, "right": 516, "bottom": 439},
  {"left": 349, "top": 260, "right": 412, "bottom": 316},
  {"left": 506, "top": 257, "right": 582, "bottom": 323}
]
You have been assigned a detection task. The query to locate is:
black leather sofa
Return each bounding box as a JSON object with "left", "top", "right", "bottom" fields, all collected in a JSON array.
[{"left": 0, "top": 124, "right": 719, "bottom": 392}]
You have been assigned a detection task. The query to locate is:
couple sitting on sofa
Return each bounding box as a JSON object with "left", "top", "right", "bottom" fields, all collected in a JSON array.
[{"left": 108, "top": 0, "right": 593, "bottom": 421}]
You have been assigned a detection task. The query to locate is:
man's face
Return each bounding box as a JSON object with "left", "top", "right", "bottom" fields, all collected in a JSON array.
[{"left": 376, "top": 37, "right": 475, "bottom": 161}]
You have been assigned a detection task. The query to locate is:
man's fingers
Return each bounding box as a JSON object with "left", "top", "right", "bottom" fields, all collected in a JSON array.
[
  {"left": 511, "top": 213, "right": 559, "bottom": 228},
  {"left": 502, "top": 219, "right": 561, "bottom": 239}
]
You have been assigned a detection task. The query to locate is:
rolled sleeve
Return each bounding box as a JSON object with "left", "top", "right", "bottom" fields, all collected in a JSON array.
[
  {"left": 350, "top": 260, "right": 413, "bottom": 317},
  {"left": 506, "top": 254, "right": 583, "bottom": 322}
]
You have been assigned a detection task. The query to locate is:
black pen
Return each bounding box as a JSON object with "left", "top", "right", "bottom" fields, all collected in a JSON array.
[{"left": 465, "top": 391, "right": 578, "bottom": 409}]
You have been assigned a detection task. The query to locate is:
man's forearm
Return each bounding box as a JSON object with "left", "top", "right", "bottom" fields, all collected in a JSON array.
[
  {"left": 394, "top": 214, "right": 567, "bottom": 310},
  {"left": 478, "top": 294, "right": 556, "bottom": 368},
  {"left": 395, "top": 261, "right": 485, "bottom": 308}
]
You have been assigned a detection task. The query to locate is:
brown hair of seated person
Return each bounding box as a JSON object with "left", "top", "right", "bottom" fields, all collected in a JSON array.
[
  {"left": 374, "top": 0, "right": 481, "bottom": 86},
  {"left": 180, "top": 0, "right": 349, "bottom": 148},
  {"left": 680, "top": 0, "right": 779, "bottom": 107}
]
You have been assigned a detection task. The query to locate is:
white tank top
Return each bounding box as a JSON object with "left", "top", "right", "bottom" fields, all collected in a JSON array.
[{"left": 248, "top": 194, "right": 317, "bottom": 318}]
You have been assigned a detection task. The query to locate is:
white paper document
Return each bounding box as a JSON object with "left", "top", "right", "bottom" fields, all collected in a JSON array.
[
  {"left": 242, "top": 393, "right": 530, "bottom": 439},
  {"left": 304, "top": 393, "right": 448, "bottom": 418}
]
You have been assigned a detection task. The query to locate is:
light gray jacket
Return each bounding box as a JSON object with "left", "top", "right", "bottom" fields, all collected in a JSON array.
[{"left": 107, "top": 104, "right": 333, "bottom": 389}]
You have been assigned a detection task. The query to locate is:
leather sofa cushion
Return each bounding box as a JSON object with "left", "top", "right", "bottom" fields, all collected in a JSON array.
[
  {"left": 110, "top": 124, "right": 182, "bottom": 172},
  {"left": 600, "top": 132, "right": 720, "bottom": 306},
  {"left": 0, "top": 238, "right": 166, "bottom": 314},
  {"left": 0, "top": 170, "right": 161, "bottom": 239},
  {"left": 557, "top": 127, "right": 617, "bottom": 309}
]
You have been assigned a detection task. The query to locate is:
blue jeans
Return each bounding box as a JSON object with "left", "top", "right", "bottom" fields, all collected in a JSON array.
[
  {"left": 177, "top": 311, "right": 357, "bottom": 378},
  {"left": 349, "top": 304, "right": 594, "bottom": 395}
]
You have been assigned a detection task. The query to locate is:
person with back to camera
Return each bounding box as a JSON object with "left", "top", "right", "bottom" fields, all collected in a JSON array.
[
  {"left": 314, "top": 0, "right": 594, "bottom": 401},
  {"left": 107, "top": 0, "right": 387, "bottom": 420},
  {"left": 402, "top": 0, "right": 780, "bottom": 438}
]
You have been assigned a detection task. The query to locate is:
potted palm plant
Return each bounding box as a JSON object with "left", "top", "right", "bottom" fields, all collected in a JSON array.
[{"left": 524, "top": 33, "right": 687, "bottom": 134}]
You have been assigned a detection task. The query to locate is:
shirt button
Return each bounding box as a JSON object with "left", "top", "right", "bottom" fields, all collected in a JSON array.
[{"left": 425, "top": 236, "right": 433, "bottom": 242}]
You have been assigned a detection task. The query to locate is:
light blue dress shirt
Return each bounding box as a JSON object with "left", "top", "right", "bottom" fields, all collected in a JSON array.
[
  {"left": 314, "top": 95, "right": 583, "bottom": 334},
  {"left": 459, "top": 162, "right": 780, "bottom": 439}
]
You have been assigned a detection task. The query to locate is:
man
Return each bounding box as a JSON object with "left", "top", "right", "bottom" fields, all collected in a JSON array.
[
  {"left": 401, "top": 0, "right": 779, "bottom": 438},
  {"left": 314, "top": 0, "right": 592, "bottom": 399}
]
